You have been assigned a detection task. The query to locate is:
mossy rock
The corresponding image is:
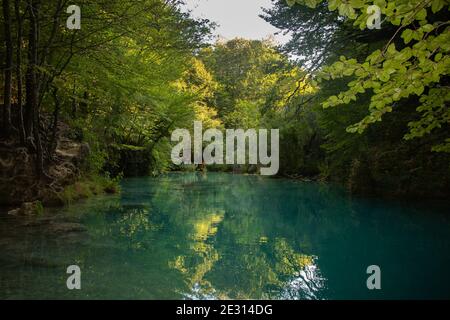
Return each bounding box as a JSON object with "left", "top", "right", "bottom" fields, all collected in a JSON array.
[{"left": 8, "top": 201, "right": 44, "bottom": 216}]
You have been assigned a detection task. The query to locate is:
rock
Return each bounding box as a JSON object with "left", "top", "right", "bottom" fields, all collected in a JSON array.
[
  {"left": 7, "top": 201, "right": 43, "bottom": 216},
  {"left": 58, "top": 232, "right": 90, "bottom": 245},
  {"left": 19, "top": 256, "right": 65, "bottom": 269},
  {"left": 20, "top": 216, "right": 57, "bottom": 227},
  {"left": 7, "top": 208, "right": 21, "bottom": 216},
  {"left": 0, "top": 120, "right": 91, "bottom": 207},
  {"left": 0, "top": 146, "right": 36, "bottom": 206},
  {"left": 21, "top": 201, "right": 43, "bottom": 216},
  {"left": 48, "top": 222, "right": 87, "bottom": 234},
  {"left": 40, "top": 188, "right": 65, "bottom": 207},
  {"left": 80, "top": 143, "right": 91, "bottom": 159}
]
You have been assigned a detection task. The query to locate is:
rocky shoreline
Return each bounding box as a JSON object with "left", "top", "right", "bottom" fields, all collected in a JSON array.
[{"left": 0, "top": 121, "right": 91, "bottom": 215}]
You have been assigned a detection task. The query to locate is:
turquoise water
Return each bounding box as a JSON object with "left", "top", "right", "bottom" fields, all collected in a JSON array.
[{"left": 1, "top": 172, "right": 450, "bottom": 299}]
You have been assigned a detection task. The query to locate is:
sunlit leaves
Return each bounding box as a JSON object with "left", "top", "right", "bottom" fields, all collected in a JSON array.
[
  {"left": 288, "top": 0, "right": 449, "bottom": 29},
  {"left": 290, "top": 0, "right": 450, "bottom": 151},
  {"left": 431, "top": 0, "right": 447, "bottom": 13},
  {"left": 59, "top": 0, "right": 214, "bottom": 174},
  {"left": 200, "top": 39, "right": 305, "bottom": 129}
]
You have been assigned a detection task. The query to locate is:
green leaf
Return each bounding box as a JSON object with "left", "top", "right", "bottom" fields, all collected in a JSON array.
[
  {"left": 401, "top": 29, "right": 413, "bottom": 44},
  {"left": 286, "top": 0, "right": 297, "bottom": 7},
  {"left": 328, "top": 0, "right": 339, "bottom": 11},
  {"left": 305, "top": 0, "right": 318, "bottom": 8},
  {"left": 416, "top": 8, "right": 427, "bottom": 21},
  {"left": 349, "top": 0, "right": 365, "bottom": 8},
  {"left": 421, "top": 24, "right": 434, "bottom": 33},
  {"left": 387, "top": 44, "right": 397, "bottom": 55},
  {"left": 414, "top": 85, "right": 424, "bottom": 96},
  {"left": 431, "top": 0, "right": 445, "bottom": 13}
]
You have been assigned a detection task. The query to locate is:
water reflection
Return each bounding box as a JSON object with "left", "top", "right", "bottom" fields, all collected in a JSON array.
[
  {"left": 1, "top": 172, "right": 450, "bottom": 299},
  {"left": 171, "top": 211, "right": 224, "bottom": 299},
  {"left": 147, "top": 173, "right": 327, "bottom": 299}
]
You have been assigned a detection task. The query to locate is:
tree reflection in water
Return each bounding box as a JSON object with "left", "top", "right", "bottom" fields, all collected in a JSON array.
[{"left": 2, "top": 172, "right": 449, "bottom": 299}]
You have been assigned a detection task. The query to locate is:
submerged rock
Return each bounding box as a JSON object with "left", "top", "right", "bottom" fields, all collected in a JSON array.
[
  {"left": 47, "top": 222, "right": 87, "bottom": 234},
  {"left": 7, "top": 255, "right": 69, "bottom": 269}
]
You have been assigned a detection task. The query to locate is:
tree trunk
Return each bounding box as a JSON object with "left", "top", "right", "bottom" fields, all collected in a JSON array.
[
  {"left": 26, "top": 0, "right": 44, "bottom": 177},
  {"left": 24, "top": 0, "right": 38, "bottom": 140},
  {"left": 15, "top": 0, "right": 26, "bottom": 144},
  {"left": 2, "top": 0, "right": 13, "bottom": 135},
  {"left": 37, "top": 0, "right": 62, "bottom": 105},
  {"left": 50, "top": 86, "right": 60, "bottom": 157},
  {"left": 71, "top": 82, "right": 77, "bottom": 118}
]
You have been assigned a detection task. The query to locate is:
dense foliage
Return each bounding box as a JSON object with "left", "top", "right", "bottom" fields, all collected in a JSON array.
[
  {"left": 261, "top": 0, "right": 450, "bottom": 197},
  {"left": 1, "top": 0, "right": 213, "bottom": 180}
]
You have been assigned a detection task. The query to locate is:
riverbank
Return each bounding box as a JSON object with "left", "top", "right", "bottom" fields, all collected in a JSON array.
[
  {"left": 175, "top": 166, "right": 450, "bottom": 201},
  {"left": 0, "top": 120, "right": 120, "bottom": 215}
]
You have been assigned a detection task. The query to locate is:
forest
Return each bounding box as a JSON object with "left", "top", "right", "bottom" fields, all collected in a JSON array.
[{"left": 1, "top": 0, "right": 449, "bottom": 209}]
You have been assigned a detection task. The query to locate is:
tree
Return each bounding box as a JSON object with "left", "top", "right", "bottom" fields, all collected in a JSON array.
[
  {"left": 2, "top": 0, "right": 13, "bottom": 133},
  {"left": 1, "top": 0, "right": 213, "bottom": 179},
  {"left": 261, "top": 0, "right": 450, "bottom": 196},
  {"left": 200, "top": 39, "right": 303, "bottom": 128},
  {"left": 283, "top": 0, "right": 450, "bottom": 152}
]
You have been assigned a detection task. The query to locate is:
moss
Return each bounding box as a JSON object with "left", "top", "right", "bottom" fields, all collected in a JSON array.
[
  {"left": 59, "top": 174, "right": 121, "bottom": 205},
  {"left": 35, "top": 201, "right": 44, "bottom": 215}
]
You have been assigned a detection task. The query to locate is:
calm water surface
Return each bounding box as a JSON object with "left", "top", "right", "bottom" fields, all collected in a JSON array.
[{"left": 1, "top": 173, "right": 450, "bottom": 299}]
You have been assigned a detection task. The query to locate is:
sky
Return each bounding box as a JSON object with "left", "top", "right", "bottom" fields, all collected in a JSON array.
[{"left": 182, "top": 0, "right": 290, "bottom": 44}]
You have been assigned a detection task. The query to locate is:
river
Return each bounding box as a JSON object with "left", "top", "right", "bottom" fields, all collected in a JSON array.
[{"left": 1, "top": 172, "right": 449, "bottom": 299}]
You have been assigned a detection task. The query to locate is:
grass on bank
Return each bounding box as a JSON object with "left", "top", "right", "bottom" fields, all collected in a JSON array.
[{"left": 59, "top": 174, "right": 121, "bottom": 205}]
